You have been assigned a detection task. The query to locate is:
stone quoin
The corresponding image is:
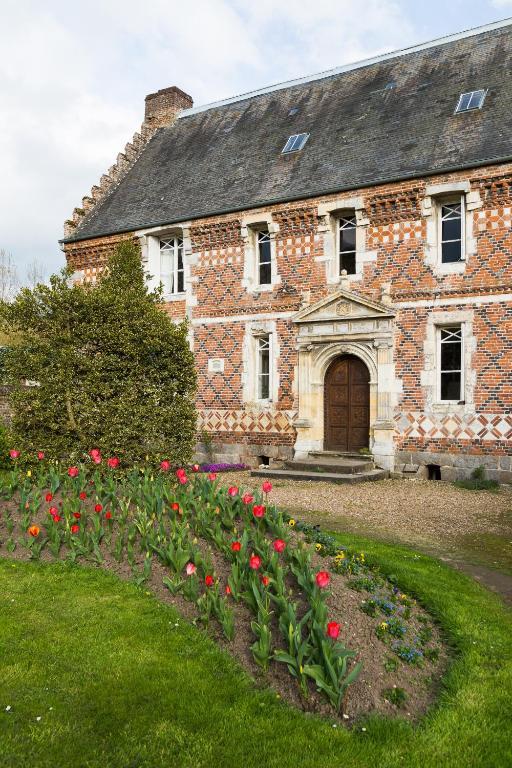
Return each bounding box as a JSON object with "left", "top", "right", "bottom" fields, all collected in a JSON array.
[{"left": 61, "top": 20, "right": 512, "bottom": 481}]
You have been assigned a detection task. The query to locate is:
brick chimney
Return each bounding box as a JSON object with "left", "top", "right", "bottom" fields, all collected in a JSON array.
[{"left": 144, "top": 86, "right": 194, "bottom": 129}]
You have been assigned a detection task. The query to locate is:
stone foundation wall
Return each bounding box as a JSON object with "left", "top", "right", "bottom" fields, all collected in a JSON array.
[{"left": 395, "top": 449, "right": 512, "bottom": 483}]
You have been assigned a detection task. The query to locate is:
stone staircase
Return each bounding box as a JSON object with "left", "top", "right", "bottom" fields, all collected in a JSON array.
[{"left": 251, "top": 451, "right": 388, "bottom": 484}]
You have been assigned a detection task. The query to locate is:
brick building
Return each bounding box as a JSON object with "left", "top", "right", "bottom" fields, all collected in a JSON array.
[{"left": 62, "top": 20, "right": 512, "bottom": 481}]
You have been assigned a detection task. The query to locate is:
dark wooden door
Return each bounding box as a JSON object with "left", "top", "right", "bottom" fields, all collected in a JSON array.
[{"left": 324, "top": 356, "right": 369, "bottom": 452}]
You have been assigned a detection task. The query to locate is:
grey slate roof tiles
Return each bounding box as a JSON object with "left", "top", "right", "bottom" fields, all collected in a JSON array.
[{"left": 66, "top": 23, "right": 512, "bottom": 242}]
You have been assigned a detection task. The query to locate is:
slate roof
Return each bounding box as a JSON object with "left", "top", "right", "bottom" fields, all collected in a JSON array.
[{"left": 66, "top": 21, "right": 512, "bottom": 243}]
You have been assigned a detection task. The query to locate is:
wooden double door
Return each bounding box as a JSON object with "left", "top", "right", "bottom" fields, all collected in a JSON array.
[{"left": 324, "top": 356, "right": 370, "bottom": 452}]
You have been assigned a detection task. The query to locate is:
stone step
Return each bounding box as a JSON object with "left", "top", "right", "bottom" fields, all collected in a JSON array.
[
  {"left": 284, "top": 458, "right": 375, "bottom": 474},
  {"left": 308, "top": 450, "right": 373, "bottom": 460},
  {"left": 250, "top": 468, "right": 388, "bottom": 484}
]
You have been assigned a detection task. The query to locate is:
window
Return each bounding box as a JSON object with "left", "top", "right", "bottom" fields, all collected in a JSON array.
[
  {"left": 257, "top": 230, "right": 272, "bottom": 285},
  {"left": 455, "top": 90, "right": 486, "bottom": 113},
  {"left": 281, "top": 133, "right": 309, "bottom": 153},
  {"left": 159, "top": 237, "right": 184, "bottom": 294},
  {"left": 257, "top": 335, "right": 271, "bottom": 400},
  {"left": 439, "top": 326, "right": 463, "bottom": 401},
  {"left": 440, "top": 199, "right": 464, "bottom": 263},
  {"left": 338, "top": 214, "right": 357, "bottom": 274}
]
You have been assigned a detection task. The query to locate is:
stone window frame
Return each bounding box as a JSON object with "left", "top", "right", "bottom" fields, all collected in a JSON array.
[
  {"left": 421, "top": 309, "right": 476, "bottom": 413},
  {"left": 138, "top": 223, "right": 195, "bottom": 305},
  {"left": 242, "top": 319, "right": 279, "bottom": 407},
  {"left": 316, "top": 197, "right": 376, "bottom": 284},
  {"left": 241, "top": 213, "right": 281, "bottom": 294},
  {"left": 422, "top": 182, "right": 482, "bottom": 276}
]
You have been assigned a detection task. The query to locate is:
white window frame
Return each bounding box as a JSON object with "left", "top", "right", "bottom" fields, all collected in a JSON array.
[
  {"left": 336, "top": 212, "right": 358, "bottom": 276},
  {"left": 159, "top": 236, "right": 185, "bottom": 296},
  {"left": 438, "top": 196, "right": 465, "bottom": 265},
  {"left": 437, "top": 325, "right": 464, "bottom": 403},
  {"left": 257, "top": 334, "right": 272, "bottom": 402},
  {"left": 241, "top": 214, "right": 281, "bottom": 294},
  {"left": 256, "top": 229, "right": 272, "bottom": 286}
]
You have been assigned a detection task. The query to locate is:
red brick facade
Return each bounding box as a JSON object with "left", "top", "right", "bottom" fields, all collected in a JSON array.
[{"left": 64, "top": 161, "right": 512, "bottom": 481}]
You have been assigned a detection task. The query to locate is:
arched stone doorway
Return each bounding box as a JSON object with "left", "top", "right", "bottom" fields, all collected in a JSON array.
[{"left": 324, "top": 355, "right": 370, "bottom": 452}]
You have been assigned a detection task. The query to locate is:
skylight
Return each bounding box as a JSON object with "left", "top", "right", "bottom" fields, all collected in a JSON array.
[
  {"left": 281, "top": 133, "right": 310, "bottom": 153},
  {"left": 455, "top": 89, "right": 487, "bottom": 113}
]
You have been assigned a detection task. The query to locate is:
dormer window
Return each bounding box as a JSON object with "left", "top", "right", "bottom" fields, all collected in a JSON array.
[
  {"left": 160, "top": 237, "right": 184, "bottom": 294},
  {"left": 338, "top": 214, "right": 357, "bottom": 275},
  {"left": 439, "top": 199, "right": 464, "bottom": 263},
  {"left": 455, "top": 90, "right": 486, "bottom": 113},
  {"left": 257, "top": 230, "right": 272, "bottom": 285}
]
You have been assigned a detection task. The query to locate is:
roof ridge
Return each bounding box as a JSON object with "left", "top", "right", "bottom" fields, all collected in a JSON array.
[{"left": 179, "top": 16, "right": 512, "bottom": 118}]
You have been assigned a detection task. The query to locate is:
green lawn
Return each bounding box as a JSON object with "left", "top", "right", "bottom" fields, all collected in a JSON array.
[{"left": 1, "top": 538, "right": 511, "bottom": 768}]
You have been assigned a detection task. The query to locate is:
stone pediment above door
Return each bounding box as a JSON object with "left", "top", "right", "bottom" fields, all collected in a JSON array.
[{"left": 292, "top": 289, "right": 395, "bottom": 341}]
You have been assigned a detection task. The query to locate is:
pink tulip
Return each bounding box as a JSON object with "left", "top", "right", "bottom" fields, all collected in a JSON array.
[
  {"left": 262, "top": 481, "right": 272, "bottom": 494},
  {"left": 185, "top": 562, "right": 196, "bottom": 576}
]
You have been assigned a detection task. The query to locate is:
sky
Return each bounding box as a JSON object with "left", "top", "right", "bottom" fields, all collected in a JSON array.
[{"left": 1, "top": 0, "right": 511, "bottom": 283}]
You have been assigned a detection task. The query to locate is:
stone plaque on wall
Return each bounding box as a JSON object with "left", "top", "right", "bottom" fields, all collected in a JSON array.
[{"left": 208, "top": 358, "right": 225, "bottom": 373}]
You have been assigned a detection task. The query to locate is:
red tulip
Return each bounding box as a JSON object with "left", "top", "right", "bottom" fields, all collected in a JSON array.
[
  {"left": 326, "top": 621, "right": 341, "bottom": 639},
  {"left": 45, "top": 493, "right": 53, "bottom": 503},
  {"left": 37, "top": 451, "right": 45, "bottom": 460},
  {"left": 252, "top": 504, "right": 265, "bottom": 519},
  {"left": 107, "top": 457, "right": 119, "bottom": 469},
  {"left": 225, "top": 585, "right": 231, "bottom": 596},
  {"left": 52, "top": 515, "right": 62, "bottom": 523},
  {"left": 192, "top": 464, "right": 200, "bottom": 472},
  {"left": 160, "top": 460, "right": 171, "bottom": 472},
  {"left": 175, "top": 467, "right": 185, "bottom": 477},
  {"left": 105, "top": 511, "right": 112, "bottom": 520},
  {"left": 260, "top": 575, "right": 270, "bottom": 587},
  {"left": 70, "top": 524, "right": 80, "bottom": 534},
  {"left": 90, "top": 448, "right": 101, "bottom": 458},
  {"left": 273, "top": 539, "right": 286, "bottom": 553},
  {"left": 315, "top": 571, "right": 330, "bottom": 589},
  {"left": 242, "top": 493, "right": 254, "bottom": 505},
  {"left": 92, "top": 454, "right": 102, "bottom": 465},
  {"left": 9, "top": 450, "right": 20, "bottom": 459},
  {"left": 228, "top": 486, "right": 238, "bottom": 497},
  {"left": 68, "top": 466, "right": 79, "bottom": 478},
  {"left": 73, "top": 512, "right": 81, "bottom": 520},
  {"left": 28, "top": 525, "right": 40, "bottom": 537},
  {"left": 249, "top": 554, "right": 261, "bottom": 570},
  {"left": 208, "top": 473, "right": 217, "bottom": 482},
  {"left": 178, "top": 475, "right": 188, "bottom": 485},
  {"left": 79, "top": 492, "right": 87, "bottom": 501},
  {"left": 94, "top": 504, "right": 103, "bottom": 513},
  {"left": 205, "top": 575, "right": 214, "bottom": 587},
  {"left": 262, "top": 481, "right": 272, "bottom": 494},
  {"left": 171, "top": 502, "right": 180, "bottom": 512},
  {"left": 48, "top": 506, "right": 58, "bottom": 516},
  {"left": 231, "top": 541, "right": 241, "bottom": 552}
]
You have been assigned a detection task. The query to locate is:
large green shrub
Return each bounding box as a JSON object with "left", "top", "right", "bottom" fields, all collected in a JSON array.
[{"left": 0, "top": 240, "right": 197, "bottom": 464}]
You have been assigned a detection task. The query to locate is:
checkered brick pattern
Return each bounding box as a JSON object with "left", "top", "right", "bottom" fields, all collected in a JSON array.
[
  {"left": 197, "top": 408, "right": 296, "bottom": 434},
  {"left": 396, "top": 412, "right": 512, "bottom": 441}
]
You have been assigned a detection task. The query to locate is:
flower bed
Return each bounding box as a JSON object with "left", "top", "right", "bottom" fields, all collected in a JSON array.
[{"left": 0, "top": 453, "right": 447, "bottom": 722}]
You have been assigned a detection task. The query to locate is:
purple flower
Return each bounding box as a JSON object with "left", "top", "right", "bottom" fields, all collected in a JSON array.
[{"left": 199, "top": 463, "right": 248, "bottom": 473}]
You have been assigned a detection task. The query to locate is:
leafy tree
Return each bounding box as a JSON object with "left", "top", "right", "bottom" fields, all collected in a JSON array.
[{"left": 0, "top": 240, "right": 197, "bottom": 465}]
